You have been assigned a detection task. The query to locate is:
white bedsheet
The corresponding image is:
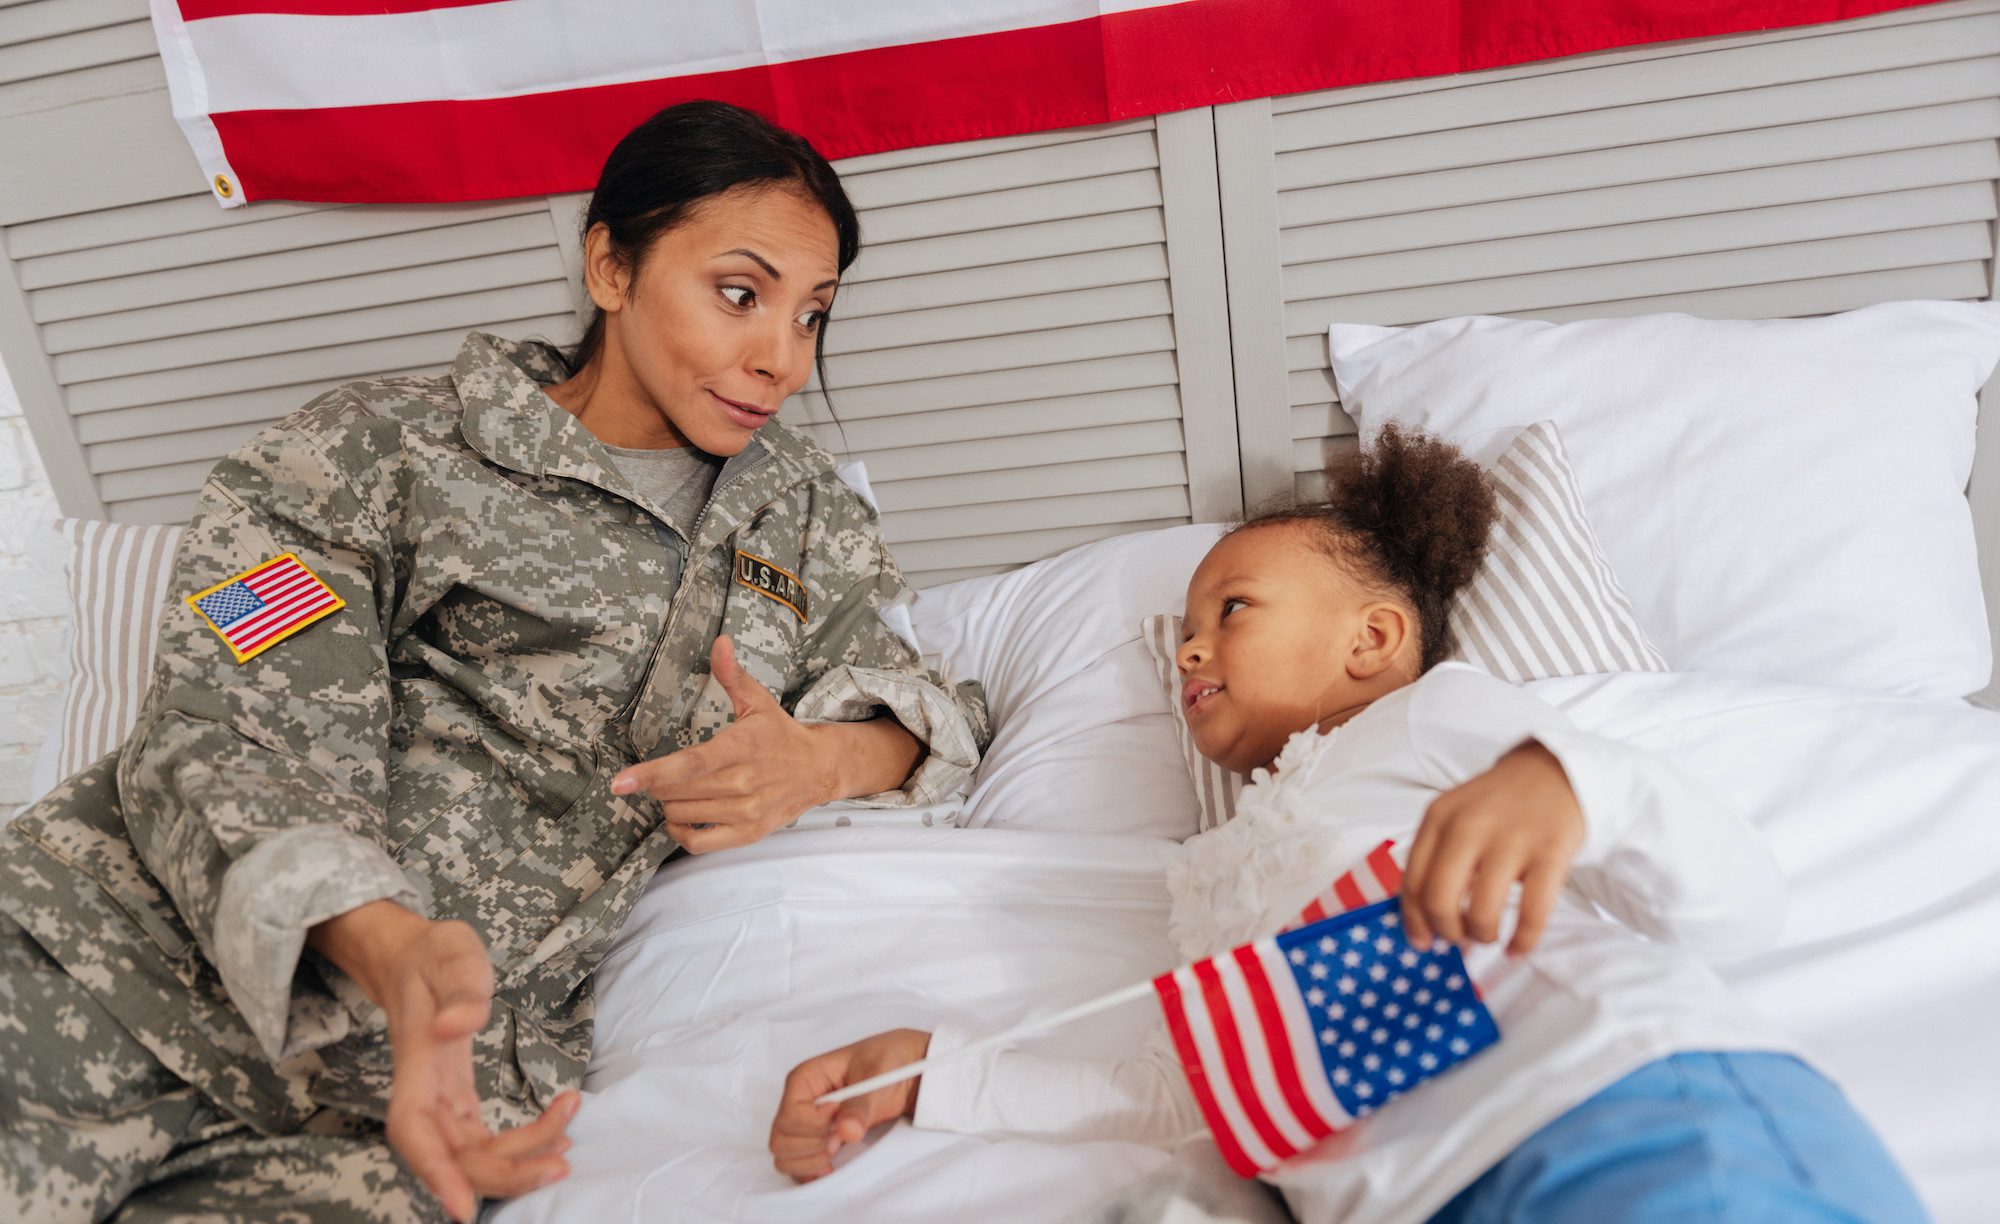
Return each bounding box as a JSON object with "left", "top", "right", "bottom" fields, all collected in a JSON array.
[
  {"left": 489, "top": 827, "right": 1278, "bottom": 1224},
  {"left": 492, "top": 673, "right": 2000, "bottom": 1223}
]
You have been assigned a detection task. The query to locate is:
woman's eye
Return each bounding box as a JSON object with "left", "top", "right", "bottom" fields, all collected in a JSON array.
[
  {"left": 797, "top": 308, "right": 826, "bottom": 332},
  {"left": 720, "top": 285, "right": 755, "bottom": 308}
]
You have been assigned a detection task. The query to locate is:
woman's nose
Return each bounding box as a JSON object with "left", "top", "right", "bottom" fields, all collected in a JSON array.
[{"left": 747, "top": 319, "right": 800, "bottom": 385}]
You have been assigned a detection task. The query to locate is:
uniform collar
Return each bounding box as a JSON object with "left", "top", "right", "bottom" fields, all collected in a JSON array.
[{"left": 450, "top": 330, "right": 834, "bottom": 541}]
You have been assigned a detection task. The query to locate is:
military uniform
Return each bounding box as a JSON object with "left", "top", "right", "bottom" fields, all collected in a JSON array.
[{"left": 0, "top": 332, "right": 990, "bottom": 1220}]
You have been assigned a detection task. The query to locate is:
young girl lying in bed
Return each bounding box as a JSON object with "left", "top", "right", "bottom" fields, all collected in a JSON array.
[{"left": 768, "top": 428, "right": 1927, "bottom": 1224}]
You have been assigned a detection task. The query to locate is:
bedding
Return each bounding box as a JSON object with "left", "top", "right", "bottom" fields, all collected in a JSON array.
[
  {"left": 490, "top": 665, "right": 1999, "bottom": 1224},
  {"left": 1328, "top": 301, "right": 2000, "bottom": 699}
]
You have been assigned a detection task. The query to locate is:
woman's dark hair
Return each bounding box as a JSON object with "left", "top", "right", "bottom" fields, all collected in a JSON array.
[
  {"left": 567, "top": 100, "right": 862, "bottom": 405},
  {"left": 1233, "top": 425, "right": 1497, "bottom": 672}
]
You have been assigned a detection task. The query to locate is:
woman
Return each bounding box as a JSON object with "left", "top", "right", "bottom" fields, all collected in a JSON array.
[{"left": 0, "top": 101, "right": 989, "bottom": 1223}]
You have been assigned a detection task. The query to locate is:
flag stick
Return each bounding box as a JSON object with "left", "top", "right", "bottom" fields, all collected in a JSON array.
[{"left": 815, "top": 979, "right": 1156, "bottom": 1106}]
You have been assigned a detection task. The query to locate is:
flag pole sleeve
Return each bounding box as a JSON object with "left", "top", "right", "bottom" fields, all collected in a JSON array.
[{"left": 815, "top": 979, "right": 1157, "bottom": 1106}]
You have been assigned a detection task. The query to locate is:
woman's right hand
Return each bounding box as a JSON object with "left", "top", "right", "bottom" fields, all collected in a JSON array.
[{"left": 311, "top": 903, "right": 580, "bottom": 1221}]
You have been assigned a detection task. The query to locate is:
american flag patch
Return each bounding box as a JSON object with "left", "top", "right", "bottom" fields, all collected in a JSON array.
[{"left": 185, "top": 553, "right": 344, "bottom": 664}]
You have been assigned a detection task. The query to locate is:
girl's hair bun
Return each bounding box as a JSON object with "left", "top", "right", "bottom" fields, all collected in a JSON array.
[{"left": 1236, "top": 423, "right": 1497, "bottom": 671}]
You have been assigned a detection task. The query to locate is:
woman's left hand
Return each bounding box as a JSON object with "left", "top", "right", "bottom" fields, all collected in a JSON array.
[{"left": 610, "top": 636, "right": 839, "bottom": 852}]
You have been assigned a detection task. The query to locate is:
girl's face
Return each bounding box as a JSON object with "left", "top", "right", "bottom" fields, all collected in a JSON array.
[
  {"left": 1176, "top": 525, "right": 1416, "bottom": 774},
  {"left": 577, "top": 184, "right": 841, "bottom": 455}
]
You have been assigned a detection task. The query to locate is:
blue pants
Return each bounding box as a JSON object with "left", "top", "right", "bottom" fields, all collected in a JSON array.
[{"left": 1428, "top": 1052, "right": 1929, "bottom": 1224}]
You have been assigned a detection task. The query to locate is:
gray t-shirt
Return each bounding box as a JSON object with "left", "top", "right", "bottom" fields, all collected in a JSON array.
[{"left": 600, "top": 441, "right": 723, "bottom": 544}]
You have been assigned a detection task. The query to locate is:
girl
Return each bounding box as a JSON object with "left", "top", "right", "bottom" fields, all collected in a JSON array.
[{"left": 770, "top": 427, "right": 1927, "bottom": 1223}]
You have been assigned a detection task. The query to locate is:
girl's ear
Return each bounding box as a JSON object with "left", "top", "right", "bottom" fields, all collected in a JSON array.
[{"left": 1347, "top": 601, "right": 1413, "bottom": 680}]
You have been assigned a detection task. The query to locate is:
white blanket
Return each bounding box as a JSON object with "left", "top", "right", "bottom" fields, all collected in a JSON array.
[{"left": 492, "top": 673, "right": 2000, "bottom": 1223}]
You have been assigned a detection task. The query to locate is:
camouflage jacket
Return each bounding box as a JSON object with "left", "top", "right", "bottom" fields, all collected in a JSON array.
[{"left": 0, "top": 331, "right": 990, "bottom": 1135}]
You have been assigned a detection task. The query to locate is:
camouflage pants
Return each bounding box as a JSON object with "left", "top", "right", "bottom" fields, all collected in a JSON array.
[{"left": 0, "top": 916, "right": 448, "bottom": 1224}]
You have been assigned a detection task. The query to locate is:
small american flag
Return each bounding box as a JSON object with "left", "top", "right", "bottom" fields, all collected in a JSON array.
[
  {"left": 186, "top": 553, "right": 344, "bottom": 664},
  {"left": 1152, "top": 843, "right": 1500, "bottom": 1177}
]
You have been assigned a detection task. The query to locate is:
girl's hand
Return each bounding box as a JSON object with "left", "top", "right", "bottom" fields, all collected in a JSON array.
[
  {"left": 768, "top": 1029, "right": 931, "bottom": 1183},
  {"left": 1400, "top": 740, "right": 1584, "bottom": 956},
  {"left": 611, "top": 636, "right": 841, "bottom": 853}
]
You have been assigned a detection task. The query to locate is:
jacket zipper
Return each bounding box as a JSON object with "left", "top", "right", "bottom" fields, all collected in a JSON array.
[{"left": 614, "top": 452, "right": 773, "bottom": 747}]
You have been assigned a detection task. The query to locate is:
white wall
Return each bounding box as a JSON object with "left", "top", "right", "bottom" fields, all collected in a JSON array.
[{"left": 0, "top": 355, "right": 66, "bottom": 822}]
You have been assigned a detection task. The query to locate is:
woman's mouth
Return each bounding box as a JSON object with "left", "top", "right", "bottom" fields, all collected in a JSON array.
[
  {"left": 1183, "top": 679, "right": 1225, "bottom": 717},
  {"left": 710, "top": 390, "right": 775, "bottom": 430}
]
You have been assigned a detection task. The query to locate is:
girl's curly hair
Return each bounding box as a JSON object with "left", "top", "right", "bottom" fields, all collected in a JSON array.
[{"left": 1232, "top": 424, "right": 1496, "bottom": 673}]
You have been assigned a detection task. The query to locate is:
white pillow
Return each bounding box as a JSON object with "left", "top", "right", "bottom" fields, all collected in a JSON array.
[
  {"left": 1328, "top": 301, "right": 2000, "bottom": 698},
  {"left": 908, "top": 524, "right": 1226, "bottom": 838}
]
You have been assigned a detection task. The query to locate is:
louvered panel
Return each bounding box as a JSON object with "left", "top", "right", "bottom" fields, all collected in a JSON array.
[
  {"left": 1528, "top": 263, "right": 1993, "bottom": 321},
  {"left": 870, "top": 452, "right": 1187, "bottom": 515},
  {"left": 73, "top": 364, "right": 444, "bottom": 446},
  {"left": 845, "top": 211, "right": 1165, "bottom": 289},
  {"left": 1278, "top": 99, "right": 2000, "bottom": 230},
  {"left": 108, "top": 492, "right": 205, "bottom": 524},
  {"left": 840, "top": 129, "right": 1159, "bottom": 210},
  {"left": 1272, "top": 10, "right": 2000, "bottom": 152},
  {"left": 814, "top": 316, "right": 1175, "bottom": 392},
  {"left": 1275, "top": 57, "right": 1999, "bottom": 191},
  {"left": 788, "top": 386, "right": 1179, "bottom": 456},
  {"left": 28, "top": 208, "right": 555, "bottom": 318},
  {"left": 1222, "top": 0, "right": 2000, "bottom": 525},
  {"left": 860, "top": 170, "right": 1160, "bottom": 247},
  {"left": 44, "top": 247, "right": 567, "bottom": 352},
  {"left": 1292, "top": 436, "right": 1361, "bottom": 502},
  {"left": 0, "top": 11, "right": 150, "bottom": 85},
  {"left": 88, "top": 415, "right": 296, "bottom": 476},
  {"left": 1282, "top": 144, "right": 2000, "bottom": 265},
  {"left": 793, "top": 351, "right": 1179, "bottom": 423},
  {"left": 6, "top": 193, "right": 328, "bottom": 260},
  {"left": 0, "top": 0, "right": 143, "bottom": 47},
  {"left": 67, "top": 312, "right": 577, "bottom": 415},
  {"left": 11, "top": 106, "right": 1237, "bottom": 548},
  {"left": 837, "top": 118, "right": 1160, "bottom": 174},
  {"left": 883, "top": 485, "right": 1190, "bottom": 545},
  {"left": 57, "top": 281, "right": 574, "bottom": 382},
  {"left": 848, "top": 420, "right": 1185, "bottom": 483},
  {"left": 838, "top": 245, "right": 1168, "bottom": 323},
  {"left": 894, "top": 517, "right": 1188, "bottom": 577},
  {"left": 1284, "top": 186, "right": 1995, "bottom": 303},
  {"left": 828, "top": 282, "right": 1170, "bottom": 358},
  {"left": 1282, "top": 223, "right": 1991, "bottom": 350}
]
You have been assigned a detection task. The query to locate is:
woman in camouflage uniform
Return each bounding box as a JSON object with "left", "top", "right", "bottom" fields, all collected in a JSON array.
[{"left": 0, "top": 101, "right": 989, "bottom": 1222}]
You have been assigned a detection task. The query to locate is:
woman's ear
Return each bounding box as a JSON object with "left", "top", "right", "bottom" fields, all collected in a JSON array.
[
  {"left": 1347, "top": 601, "right": 1413, "bottom": 680},
  {"left": 582, "top": 222, "right": 630, "bottom": 314}
]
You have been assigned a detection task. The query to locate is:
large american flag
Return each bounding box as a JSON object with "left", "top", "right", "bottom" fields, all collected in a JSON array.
[
  {"left": 186, "top": 553, "right": 344, "bottom": 664},
  {"left": 1152, "top": 842, "right": 1500, "bottom": 1177},
  {"left": 142, "top": 1, "right": 1934, "bottom": 208}
]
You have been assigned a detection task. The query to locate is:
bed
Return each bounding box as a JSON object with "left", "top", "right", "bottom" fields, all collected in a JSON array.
[
  {"left": 470, "top": 513, "right": 2000, "bottom": 1224},
  {"left": 10, "top": 3, "right": 2000, "bottom": 1222}
]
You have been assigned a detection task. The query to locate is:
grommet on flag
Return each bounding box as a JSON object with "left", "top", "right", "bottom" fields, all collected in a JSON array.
[{"left": 213, "top": 174, "right": 234, "bottom": 200}]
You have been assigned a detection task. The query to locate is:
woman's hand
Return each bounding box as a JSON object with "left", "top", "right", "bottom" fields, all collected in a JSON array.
[
  {"left": 610, "top": 636, "right": 922, "bottom": 854},
  {"left": 310, "top": 903, "right": 579, "bottom": 1221},
  {"left": 769, "top": 1029, "right": 931, "bottom": 1183},
  {"left": 1400, "top": 740, "right": 1584, "bottom": 956}
]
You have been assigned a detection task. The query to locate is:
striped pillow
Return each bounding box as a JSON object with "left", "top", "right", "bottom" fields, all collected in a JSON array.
[
  {"left": 1142, "top": 611, "right": 1241, "bottom": 834},
  {"left": 1141, "top": 419, "right": 1663, "bottom": 830},
  {"left": 52, "top": 519, "right": 185, "bottom": 784}
]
